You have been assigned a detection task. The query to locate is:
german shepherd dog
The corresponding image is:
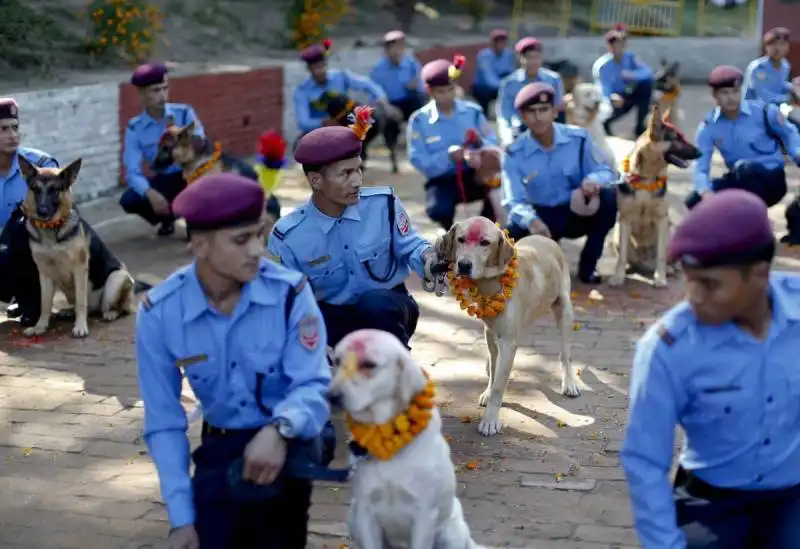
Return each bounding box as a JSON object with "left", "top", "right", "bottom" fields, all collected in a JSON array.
[
  {"left": 312, "top": 90, "right": 382, "bottom": 167},
  {"left": 17, "top": 156, "right": 137, "bottom": 338},
  {"left": 653, "top": 60, "right": 681, "bottom": 126},
  {"left": 154, "top": 122, "right": 281, "bottom": 236},
  {"left": 609, "top": 104, "right": 701, "bottom": 288}
]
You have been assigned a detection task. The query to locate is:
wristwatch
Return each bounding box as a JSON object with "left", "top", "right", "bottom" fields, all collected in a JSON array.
[{"left": 276, "top": 418, "right": 295, "bottom": 439}]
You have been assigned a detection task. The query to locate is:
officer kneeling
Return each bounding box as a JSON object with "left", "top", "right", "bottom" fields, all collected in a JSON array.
[
  {"left": 623, "top": 189, "right": 800, "bottom": 549},
  {"left": 136, "top": 173, "right": 331, "bottom": 549},
  {"left": 268, "top": 118, "right": 439, "bottom": 348},
  {"left": 503, "top": 82, "right": 617, "bottom": 284}
]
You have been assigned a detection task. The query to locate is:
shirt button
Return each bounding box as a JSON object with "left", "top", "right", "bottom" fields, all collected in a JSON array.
[
  {"left": 724, "top": 406, "right": 732, "bottom": 414},
  {"left": 344, "top": 245, "right": 349, "bottom": 250},
  {"left": 767, "top": 396, "right": 773, "bottom": 403},
  {"left": 756, "top": 475, "right": 763, "bottom": 482},
  {"left": 337, "top": 219, "right": 343, "bottom": 224},
  {"left": 230, "top": 362, "right": 237, "bottom": 368},
  {"left": 764, "top": 438, "right": 771, "bottom": 446},
  {"left": 240, "top": 400, "right": 247, "bottom": 407},
  {"left": 349, "top": 270, "right": 354, "bottom": 274},
  {"left": 268, "top": 367, "right": 275, "bottom": 374}
]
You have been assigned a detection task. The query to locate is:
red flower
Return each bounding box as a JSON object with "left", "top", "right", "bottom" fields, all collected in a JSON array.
[
  {"left": 258, "top": 130, "right": 286, "bottom": 162},
  {"left": 452, "top": 54, "right": 466, "bottom": 69},
  {"left": 322, "top": 39, "right": 332, "bottom": 50},
  {"left": 613, "top": 23, "right": 628, "bottom": 32}
]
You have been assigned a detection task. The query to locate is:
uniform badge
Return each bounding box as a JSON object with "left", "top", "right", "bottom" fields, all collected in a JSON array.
[
  {"left": 265, "top": 252, "right": 281, "bottom": 264},
  {"left": 9, "top": 104, "right": 17, "bottom": 117},
  {"left": 308, "top": 255, "right": 331, "bottom": 267},
  {"left": 299, "top": 315, "right": 320, "bottom": 351},
  {"left": 176, "top": 354, "right": 209, "bottom": 369},
  {"left": 425, "top": 135, "right": 442, "bottom": 144},
  {"left": 397, "top": 212, "right": 410, "bottom": 235},
  {"left": 756, "top": 71, "right": 766, "bottom": 81}
]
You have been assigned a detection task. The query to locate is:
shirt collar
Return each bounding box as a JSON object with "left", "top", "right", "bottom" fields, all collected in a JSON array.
[
  {"left": 524, "top": 124, "right": 571, "bottom": 152},
  {"left": 140, "top": 104, "right": 177, "bottom": 128},
  {"left": 309, "top": 199, "right": 361, "bottom": 234},
  {"left": 182, "top": 260, "right": 279, "bottom": 322},
  {"left": 428, "top": 99, "right": 468, "bottom": 124},
  {"left": 712, "top": 100, "right": 750, "bottom": 123}
]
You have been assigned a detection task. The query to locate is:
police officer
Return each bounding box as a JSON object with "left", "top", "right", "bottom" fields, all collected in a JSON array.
[
  {"left": 267, "top": 124, "right": 439, "bottom": 348},
  {"left": 622, "top": 189, "right": 800, "bottom": 549},
  {"left": 0, "top": 98, "right": 58, "bottom": 326},
  {"left": 502, "top": 82, "right": 617, "bottom": 285},
  {"left": 744, "top": 27, "right": 793, "bottom": 106},
  {"left": 472, "top": 29, "right": 516, "bottom": 118},
  {"left": 407, "top": 57, "right": 499, "bottom": 231},
  {"left": 496, "top": 37, "right": 565, "bottom": 145},
  {"left": 370, "top": 30, "right": 425, "bottom": 173},
  {"left": 688, "top": 65, "right": 800, "bottom": 240},
  {"left": 592, "top": 26, "right": 654, "bottom": 137},
  {"left": 137, "top": 173, "right": 331, "bottom": 549},
  {"left": 120, "top": 62, "right": 205, "bottom": 237}
]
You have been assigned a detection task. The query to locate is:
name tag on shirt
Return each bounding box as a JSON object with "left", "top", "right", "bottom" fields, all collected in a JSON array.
[
  {"left": 309, "top": 255, "right": 331, "bottom": 267},
  {"left": 523, "top": 170, "right": 538, "bottom": 184},
  {"left": 426, "top": 135, "right": 442, "bottom": 144},
  {"left": 176, "top": 354, "right": 208, "bottom": 369}
]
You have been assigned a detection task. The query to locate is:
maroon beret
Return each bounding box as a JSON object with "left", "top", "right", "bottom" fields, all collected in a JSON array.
[
  {"left": 708, "top": 65, "right": 743, "bottom": 90},
  {"left": 422, "top": 58, "right": 465, "bottom": 87},
  {"left": 301, "top": 40, "right": 332, "bottom": 65},
  {"left": 490, "top": 29, "right": 509, "bottom": 41},
  {"left": 764, "top": 27, "right": 790, "bottom": 44},
  {"left": 294, "top": 126, "right": 362, "bottom": 166},
  {"left": 515, "top": 82, "right": 556, "bottom": 110},
  {"left": 383, "top": 30, "right": 405, "bottom": 44},
  {"left": 515, "top": 37, "right": 542, "bottom": 54},
  {"left": 131, "top": 62, "right": 168, "bottom": 88},
  {"left": 605, "top": 30, "right": 626, "bottom": 43},
  {"left": 667, "top": 189, "right": 774, "bottom": 267},
  {"left": 0, "top": 98, "right": 19, "bottom": 120},
  {"left": 173, "top": 173, "right": 265, "bottom": 231}
]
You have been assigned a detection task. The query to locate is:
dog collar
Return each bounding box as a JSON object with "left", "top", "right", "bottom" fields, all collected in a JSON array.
[
  {"left": 661, "top": 87, "right": 681, "bottom": 102},
  {"left": 621, "top": 156, "right": 667, "bottom": 193},
  {"left": 186, "top": 142, "right": 223, "bottom": 184}
]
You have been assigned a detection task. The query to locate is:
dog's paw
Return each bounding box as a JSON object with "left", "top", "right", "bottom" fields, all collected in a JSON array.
[
  {"left": 54, "top": 308, "right": 75, "bottom": 320},
  {"left": 102, "top": 310, "right": 121, "bottom": 322},
  {"left": 608, "top": 274, "right": 626, "bottom": 287},
  {"left": 478, "top": 388, "right": 492, "bottom": 407},
  {"left": 561, "top": 376, "right": 582, "bottom": 398},
  {"left": 23, "top": 323, "right": 48, "bottom": 338},
  {"left": 72, "top": 323, "right": 90, "bottom": 338},
  {"left": 652, "top": 275, "right": 668, "bottom": 288},
  {"left": 478, "top": 409, "right": 502, "bottom": 436}
]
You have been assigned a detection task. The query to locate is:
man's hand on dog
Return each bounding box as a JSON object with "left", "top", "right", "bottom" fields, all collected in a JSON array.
[
  {"left": 449, "top": 146, "right": 464, "bottom": 162},
  {"left": 529, "top": 219, "right": 551, "bottom": 238},
  {"left": 581, "top": 180, "right": 600, "bottom": 196},
  {"left": 168, "top": 525, "right": 199, "bottom": 549},
  {"left": 463, "top": 150, "right": 482, "bottom": 169},
  {"left": 146, "top": 189, "right": 171, "bottom": 217},
  {"left": 610, "top": 94, "right": 625, "bottom": 109},
  {"left": 243, "top": 425, "right": 287, "bottom": 485}
]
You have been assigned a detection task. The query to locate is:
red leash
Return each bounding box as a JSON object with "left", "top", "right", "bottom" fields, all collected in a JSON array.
[{"left": 457, "top": 129, "right": 499, "bottom": 221}]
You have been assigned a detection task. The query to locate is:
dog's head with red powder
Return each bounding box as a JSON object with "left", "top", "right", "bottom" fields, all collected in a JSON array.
[{"left": 437, "top": 216, "right": 515, "bottom": 280}]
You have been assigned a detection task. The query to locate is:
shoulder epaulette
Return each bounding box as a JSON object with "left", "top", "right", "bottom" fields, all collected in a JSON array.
[
  {"left": 127, "top": 116, "right": 141, "bottom": 131},
  {"left": 506, "top": 136, "right": 525, "bottom": 155},
  {"left": 360, "top": 186, "right": 394, "bottom": 198},
  {"left": 271, "top": 208, "right": 307, "bottom": 240},
  {"left": 142, "top": 270, "right": 188, "bottom": 311},
  {"left": 657, "top": 325, "right": 676, "bottom": 346}
]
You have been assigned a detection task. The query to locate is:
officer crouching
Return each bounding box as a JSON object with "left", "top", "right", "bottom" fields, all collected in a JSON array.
[
  {"left": 267, "top": 114, "right": 439, "bottom": 348},
  {"left": 136, "top": 173, "right": 331, "bottom": 549},
  {"left": 502, "top": 82, "right": 617, "bottom": 284},
  {"left": 623, "top": 189, "right": 800, "bottom": 548}
]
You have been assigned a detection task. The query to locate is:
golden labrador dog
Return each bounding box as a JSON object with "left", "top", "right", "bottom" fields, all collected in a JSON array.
[
  {"left": 330, "top": 329, "right": 482, "bottom": 549},
  {"left": 18, "top": 156, "right": 136, "bottom": 338},
  {"left": 437, "top": 217, "right": 580, "bottom": 436}
]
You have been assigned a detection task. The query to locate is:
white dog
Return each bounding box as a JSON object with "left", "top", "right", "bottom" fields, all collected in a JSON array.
[
  {"left": 330, "top": 329, "right": 481, "bottom": 549},
  {"left": 437, "top": 217, "right": 580, "bottom": 436},
  {"left": 566, "top": 82, "right": 617, "bottom": 170}
]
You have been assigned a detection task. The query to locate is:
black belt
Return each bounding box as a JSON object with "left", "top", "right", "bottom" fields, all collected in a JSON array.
[
  {"left": 202, "top": 422, "right": 260, "bottom": 438},
  {"left": 675, "top": 466, "right": 800, "bottom": 500}
]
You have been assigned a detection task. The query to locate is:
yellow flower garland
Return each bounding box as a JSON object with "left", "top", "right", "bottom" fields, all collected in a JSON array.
[
  {"left": 447, "top": 229, "right": 519, "bottom": 319},
  {"left": 346, "top": 376, "right": 436, "bottom": 461},
  {"left": 186, "top": 142, "right": 223, "bottom": 184}
]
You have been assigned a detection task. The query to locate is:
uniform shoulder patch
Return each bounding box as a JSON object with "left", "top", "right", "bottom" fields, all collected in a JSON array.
[
  {"left": 360, "top": 186, "right": 394, "bottom": 198},
  {"left": 656, "top": 325, "right": 676, "bottom": 346},
  {"left": 127, "top": 116, "right": 142, "bottom": 131}
]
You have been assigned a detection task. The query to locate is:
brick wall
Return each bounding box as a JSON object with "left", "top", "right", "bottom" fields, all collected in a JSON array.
[{"left": 118, "top": 67, "right": 284, "bottom": 185}]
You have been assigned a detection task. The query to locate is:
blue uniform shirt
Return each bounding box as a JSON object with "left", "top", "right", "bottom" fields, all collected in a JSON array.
[
  {"left": 267, "top": 187, "right": 431, "bottom": 306},
  {"left": 496, "top": 68, "right": 564, "bottom": 145},
  {"left": 370, "top": 54, "right": 424, "bottom": 103},
  {"left": 407, "top": 99, "right": 498, "bottom": 180},
  {"left": 474, "top": 47, "right": 516, "bottom": 90},
  {"left": 743, "top": 56, "right": 793, "bottom": 105},
  {"left": 293, "top": 69, "right": 387, "bottom": 134},
  {"left": 0, "top": 147, "right": 58, "bottom": 229},
  {"left": 693, "top": 99, "right": 800, "bottom": 193},
  {"left": 123, "top": 103, "right": 205, "bottom": 197},
  {"left": 592, "top": 52, "right": 654, "bottom": 99},
  {"left": 136, "top": 259, "right": 331, "bottom": 529},
  {"left": 622, "top": 272, "right": 800, "bottom": 549},
  {"left": 502, "top": 125, "right": 616, "bottom": 228}
]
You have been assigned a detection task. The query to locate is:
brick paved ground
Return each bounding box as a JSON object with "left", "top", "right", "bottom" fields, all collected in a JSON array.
[{"left": 3, "top": 93, "right": 800, "bottom": 548}]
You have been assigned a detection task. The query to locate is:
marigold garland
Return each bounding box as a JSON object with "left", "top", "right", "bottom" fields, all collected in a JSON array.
[
  {"left": 447, "top": 229, "right": 519, "bottom": 319},
  {"left": 622, "top": 156, "right": 667, "bottom": 192},
  {"left": 346, "top": 376, "right": 436, "bottom": 461},
  {"left": 186, "top": 142, "right": 223, "bottom": 184}
]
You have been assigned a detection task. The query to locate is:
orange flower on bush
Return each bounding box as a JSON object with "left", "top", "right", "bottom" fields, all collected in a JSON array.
[{"left": 86, "top": 0, "right": 164, "bottom": 63}]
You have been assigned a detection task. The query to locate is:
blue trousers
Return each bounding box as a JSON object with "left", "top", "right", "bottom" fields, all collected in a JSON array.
[
  {"left": 192, "top": 427, "right": 312, "bottom": 549},
  {"left": 317, "top": 285, "right": 419, "bottom": 348},
  {"left": 675, "top": 468, "right": 800, "bottom": 548},
  {"left": 505, "top": 187, "right": 618, "bottom": 279},
  {"left": 0, "top": 205, "right": 40, "bottom": 317},
  {"left": 425, "top": 168, "right": 496, "bottom": 230},
  {"left": 603, "top": 79, "right": 653, "bottom": 137},
  {"left": 685, "top": 162, "right": 787, "bottom": 211},
  {"left": 119, "top": 171, "right": 186, "bottom": 226}
]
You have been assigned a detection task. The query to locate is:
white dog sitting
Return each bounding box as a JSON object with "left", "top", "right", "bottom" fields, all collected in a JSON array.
[
  {"left": 566, "top": 82, "right": 617, "bottom": 170},
  {"left": 330, "top": 329, "right": 481, "bottom": 549}
]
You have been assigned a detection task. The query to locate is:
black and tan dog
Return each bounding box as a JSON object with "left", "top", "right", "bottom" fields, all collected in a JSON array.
[
  {"left": 653, "top": 59, "right": 681, "bottom": 126},
  {"left": 310, "top": 90, "right": 383, "bottom": 167},
  {"left": 609, "top": 104, "right": 701, "bottom": 288},
  {"left": 18, "top": 156, "right": 137, "bottom": 338}
]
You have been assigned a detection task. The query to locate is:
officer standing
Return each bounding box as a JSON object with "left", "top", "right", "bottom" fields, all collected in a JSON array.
[
  {"left": 743, "top": 27, "right": 793, "bottom": 106},
  {"left": 0, "top": 98, "right": 58, "bottom": 326},
  {"left": 407, "top": 57, "right": 499, "bottom": 230},
  {"left": 137, "top": 173, "right": 330, "bottom": 549},
  {"left": 592, "top": 25, "right": 654, "bottom": 137},
  {"left": 267, "top": 122, "right": 439, "bottom": 348},
  {"left": 496, "top": 37, "right": 565, "bottom": 145},
  {"left": 622, "top": 189, "right": 800, "bottom": 549},
  {"left": 502, "top": 82, "right": 617, "bottom": 285},
  {"left": 120, "top": 62, "right": 205, "bottom": 237},
  {"left": 472, "top": 29, "right": 516, "bottom": 118}
]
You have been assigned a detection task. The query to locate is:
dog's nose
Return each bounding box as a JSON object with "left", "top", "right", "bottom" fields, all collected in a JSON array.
[
  {"left": 327, "top": 392, "right": 343, "bottom": 408},
  {"left": 456, "top": 259, "right": 472, "bottom": 276},
  {"left": 36, "top": 206, "right": 50, "bottom": 218}
]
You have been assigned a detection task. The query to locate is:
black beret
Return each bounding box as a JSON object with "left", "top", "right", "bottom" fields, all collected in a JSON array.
[
  {"left": 173, "top": 173, "right": 265, "bottom": 231},
  {"left": 490, "top": 29, "right": 509, "bottom": 41},
  {"left": 708, "top": 65, "right": 743, "bottom": 90},
  {"left": 131, "top": 62, "right": 168, "bottom": 88},
  {"left": 301, "top": 40, "right": 332, "bottom": 65},
  {"left": 421, "top": 55, "right": 466, "bottom": 87},
  {"left": 667, "top": 189, "right": 774, "bottom": 267},
  {"left": 515, "top": 82, "right": 556, "bottom": 110},
  {"left": 0, "top": 98, "right": 19, "bottom": 120},
  {"left": 515, "top": 37, "right": 542, "bottom": 54},
  {"left": 764, "top": 27, "right": 790, "bottom": 44},
  {"left": 383, "top": 30, "right": 405, "bottom": 44},
  {"left": 294, "top": 126, "right": 362, "bottom": 166}
]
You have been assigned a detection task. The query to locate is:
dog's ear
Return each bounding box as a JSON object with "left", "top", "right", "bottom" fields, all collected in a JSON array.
[
  {"left": 178, "top": 121, "right": 196, "bottom": 142},
  {"left": 489, "top": 230, "right": 516, "bottom": 268},
  {"left": 59, "top": 158, "right": 83, "bottom": 188},
  {"left": 436, "top": 225, "right": 457, "bottom": 263},
  {"left": 648, "top": 104, "right": 665, "bottom": 137},
  {"left": 396, "top": 347, "right": 428, "bottom": 405},
  {"left": 17, "top": 154, "right": 39, "bottom": 184},
  {"left": 660, "top": 57, "right": 668, "bottom": 67}
]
